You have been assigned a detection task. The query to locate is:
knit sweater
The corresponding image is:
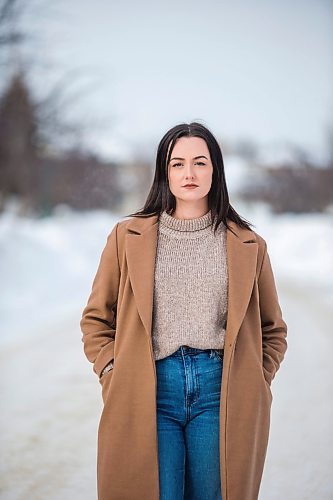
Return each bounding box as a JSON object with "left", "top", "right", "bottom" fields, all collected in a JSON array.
[{"left": 151, "top": 209, "right": 228, "bottom": 361}]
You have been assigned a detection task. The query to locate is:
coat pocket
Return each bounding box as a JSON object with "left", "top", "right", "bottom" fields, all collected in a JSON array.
[
  {"left": 260, "top": 365, "right": 273, "bottom": 403},
  {"left": 99, "top": 367, "right": 114, "bottom": 404}
]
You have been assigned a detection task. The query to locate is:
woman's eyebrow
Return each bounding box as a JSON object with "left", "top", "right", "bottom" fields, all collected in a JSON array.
[{"left": 170, "top": 155, "right": 208, "bottom": 161}]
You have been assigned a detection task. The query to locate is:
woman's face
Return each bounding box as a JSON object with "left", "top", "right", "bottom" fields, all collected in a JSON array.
[{"left": 167, "top": 136, "right": 213, "bottom": 211}]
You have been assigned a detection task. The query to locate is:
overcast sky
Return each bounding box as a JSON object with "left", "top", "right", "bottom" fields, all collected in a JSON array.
[{"left": 7, "top": 0, "right": 333, "bottom": 162}]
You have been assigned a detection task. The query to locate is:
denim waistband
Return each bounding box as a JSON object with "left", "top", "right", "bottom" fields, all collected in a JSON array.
[{"left": 170, "top": 345, "right": 224, "bottom": 358}]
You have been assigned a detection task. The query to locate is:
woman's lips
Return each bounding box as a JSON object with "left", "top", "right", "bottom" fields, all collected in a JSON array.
[{"left": 183, "top": 185, "right": 198, "bottom": 189}]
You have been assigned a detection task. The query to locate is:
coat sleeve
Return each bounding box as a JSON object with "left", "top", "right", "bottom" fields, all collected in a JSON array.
[
  {"left": 80, "top": 222, "right": 120, "bottom": 378},
  {"left": 258, "top": 240, "right": 288, "bottom": 385}
]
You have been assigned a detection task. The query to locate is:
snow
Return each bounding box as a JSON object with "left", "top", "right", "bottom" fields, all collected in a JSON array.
[{"left": 0, "top": 201, "right": 332, "bottom": 499}]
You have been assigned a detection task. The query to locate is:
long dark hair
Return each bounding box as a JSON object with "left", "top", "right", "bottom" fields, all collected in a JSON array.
[{"left": 126, "top": 121, "right": 254, "bottom": 235}]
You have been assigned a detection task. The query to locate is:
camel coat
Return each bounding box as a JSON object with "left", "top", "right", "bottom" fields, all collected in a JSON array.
[{"left": 80, "top": 214, "right": 288, "bottom": 500}]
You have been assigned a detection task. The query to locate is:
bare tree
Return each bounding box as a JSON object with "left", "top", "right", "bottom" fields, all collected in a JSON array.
[
  {"left": 0, "top": 70, "right": 39, "bottom": 213},
  {"left": 0, "top": 0, "right": 119, "bottom": 215},
  {"left": 0, "top": 0, "right": 24, "bottom": 48}
]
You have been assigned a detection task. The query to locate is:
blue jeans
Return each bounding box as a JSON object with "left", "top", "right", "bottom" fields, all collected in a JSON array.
[{"left": 155, "top": 345, "right": 224, "bottom": 500}]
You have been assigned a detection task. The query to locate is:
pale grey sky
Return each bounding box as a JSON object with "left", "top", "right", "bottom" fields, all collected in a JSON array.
[{"left": 8, "top": 0, "right": 333, "bottom": 162}]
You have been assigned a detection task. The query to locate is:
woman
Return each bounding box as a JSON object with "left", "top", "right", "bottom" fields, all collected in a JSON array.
[{"left": 80, "top": 122, "right": 288, "bottom": 500}]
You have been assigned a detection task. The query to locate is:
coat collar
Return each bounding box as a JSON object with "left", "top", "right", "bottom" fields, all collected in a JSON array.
[
  {"left": 125, "top": 213, "right": 254, "bottom": 242},
  {"left": 124, "top": 213, "right": 258, "bottom": 350}
]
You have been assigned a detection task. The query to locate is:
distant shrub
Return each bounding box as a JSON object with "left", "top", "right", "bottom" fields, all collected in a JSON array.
[{"left": 239, "top": 163, "right": 333, "bottom": 213}]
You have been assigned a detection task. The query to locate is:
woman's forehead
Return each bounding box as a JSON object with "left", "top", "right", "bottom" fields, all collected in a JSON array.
[{"left": 167, "top": 137, "right": 209, "bottom": 159}]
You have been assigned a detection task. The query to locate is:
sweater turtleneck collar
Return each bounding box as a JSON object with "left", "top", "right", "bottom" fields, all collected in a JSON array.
[{"left": 159, "top": 209, "right": 212, "bottom": 232}]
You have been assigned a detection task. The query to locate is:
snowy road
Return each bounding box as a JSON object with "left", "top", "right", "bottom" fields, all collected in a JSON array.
[
  {"left": 1, "top": 280, "right": 332, "bottom": 500},
  {"left": 259, "top": 280, "right": 333, "bottom": 500}
]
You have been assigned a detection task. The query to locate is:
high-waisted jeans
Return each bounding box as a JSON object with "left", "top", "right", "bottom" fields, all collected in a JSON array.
[{"left": 155, "top": 345, "right": 224, "bottom": 500}]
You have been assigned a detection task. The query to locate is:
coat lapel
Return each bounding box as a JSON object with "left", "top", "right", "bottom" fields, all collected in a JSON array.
[
  {"left": 125, "top": 214, "right": 258, "bottom": 348},
  {"left": 225, "top": 220, "right": 258, "bottom": 347},
  {"left": 125, "top": 215, "right": 159, "bottom": 339}
]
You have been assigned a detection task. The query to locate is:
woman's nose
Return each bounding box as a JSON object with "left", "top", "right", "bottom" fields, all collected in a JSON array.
[{"left": 184, "top": 166, "right": 195, "bottom": 178}]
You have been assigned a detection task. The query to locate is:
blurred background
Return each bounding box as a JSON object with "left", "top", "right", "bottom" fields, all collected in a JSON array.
[{"left": 0, "top": 0, "right": 332, "bottom": 498}]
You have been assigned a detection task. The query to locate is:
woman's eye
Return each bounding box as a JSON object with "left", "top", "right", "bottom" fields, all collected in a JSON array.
[{"left": 172, "top": 162, "right": 206, "bottom": 167}]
